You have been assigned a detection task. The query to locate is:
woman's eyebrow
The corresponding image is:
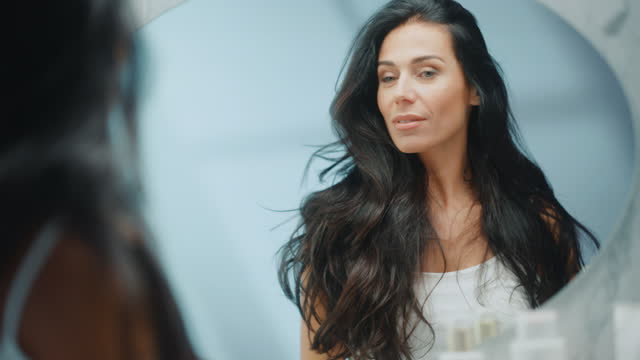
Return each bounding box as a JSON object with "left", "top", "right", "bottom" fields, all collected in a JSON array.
[{"left": 378, "top": 55, "right": 446, "bottom": 67}]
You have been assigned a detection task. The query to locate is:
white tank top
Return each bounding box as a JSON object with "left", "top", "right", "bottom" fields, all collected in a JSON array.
[{"left": 407, "top": 256, "right": 531, "bottom": 359}]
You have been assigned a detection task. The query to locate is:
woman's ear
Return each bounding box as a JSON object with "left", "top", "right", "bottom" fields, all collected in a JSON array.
[{"left": 470, "top": 87, "right": 480, "bottom": 106}]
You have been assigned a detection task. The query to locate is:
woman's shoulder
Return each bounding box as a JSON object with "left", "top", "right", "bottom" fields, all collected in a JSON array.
[{"left": 15, "top": 229, "right": 158, "bottom": 359}]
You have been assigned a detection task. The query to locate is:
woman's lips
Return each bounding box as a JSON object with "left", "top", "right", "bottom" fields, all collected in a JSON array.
[{"left": 392, "top": 114, "right": 427, "bottom": 130}]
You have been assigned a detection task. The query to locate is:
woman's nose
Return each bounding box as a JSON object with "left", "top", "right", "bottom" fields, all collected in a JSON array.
[{"left": 394, "top": 76, "right": 417, "bottom": 104}]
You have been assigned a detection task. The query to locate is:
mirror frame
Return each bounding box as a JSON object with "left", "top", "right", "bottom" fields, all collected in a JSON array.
[{"left": 481, "top": 1, "right": 640, "bottom": 359}]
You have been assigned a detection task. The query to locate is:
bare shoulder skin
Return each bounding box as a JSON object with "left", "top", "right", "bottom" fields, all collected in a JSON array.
[{"left": 0, "top": 232, "right": 157, "bottom": 360}]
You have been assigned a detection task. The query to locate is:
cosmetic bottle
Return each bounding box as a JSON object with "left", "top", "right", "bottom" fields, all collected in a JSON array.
[
  {"left": 446, "top": 318, "right": 476, "bottom": 352},
  {"left": 614, "top": 303, "right": 640, "bottom": 360},
  {"left": 473, "top": 312, "right": 499, "bottom": 345},
  {"left": 509, "top": 310, "right": 567, "bottom": 360},
  {"left": 438, "top": 351, "right": 484, "bottom": 360}
]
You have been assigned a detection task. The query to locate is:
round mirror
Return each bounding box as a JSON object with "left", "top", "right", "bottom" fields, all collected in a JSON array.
[{"left": 136, "top": 0, "right": 635, "bottom": 358}]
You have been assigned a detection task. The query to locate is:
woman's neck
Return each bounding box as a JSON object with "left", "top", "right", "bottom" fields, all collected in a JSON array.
[{"left": 419, "top": 134, "right": 475, "bottom": 211}]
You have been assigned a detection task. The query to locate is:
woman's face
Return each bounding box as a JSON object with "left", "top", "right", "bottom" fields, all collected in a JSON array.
[{"left": 376, "top": 20, "right": 479, "bottom": 154}]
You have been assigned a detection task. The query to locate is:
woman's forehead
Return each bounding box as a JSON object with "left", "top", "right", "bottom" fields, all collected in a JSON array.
[{"left": 378, "top": 21, "right": 455, "bottom": 64}]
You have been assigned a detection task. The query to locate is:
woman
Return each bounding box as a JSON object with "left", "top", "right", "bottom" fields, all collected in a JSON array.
[
  {"left": 278, "top": 0, "right": 599, "bottom": 359},
  {"left": 0, "top": 1, "right": 197, "bottom": 359}
]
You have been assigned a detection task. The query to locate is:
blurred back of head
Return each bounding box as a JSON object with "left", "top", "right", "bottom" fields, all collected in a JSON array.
[{"left": 2, "top": 0, "right": 139, "bottom": 245}]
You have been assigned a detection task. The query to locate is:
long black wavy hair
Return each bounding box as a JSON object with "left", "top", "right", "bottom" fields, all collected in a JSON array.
[
  {"left": 2, "top": 1, "right": 196, "bottom": 359},
  {"left": 278, "top": 0, "right": 599, "bottom": 359}
]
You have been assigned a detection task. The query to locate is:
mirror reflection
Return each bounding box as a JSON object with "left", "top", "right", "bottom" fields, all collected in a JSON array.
[{"left": 138, "top": 0, "right": 634, "bottom": 359}]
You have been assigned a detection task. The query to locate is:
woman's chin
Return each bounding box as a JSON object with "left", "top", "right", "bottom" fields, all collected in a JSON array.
[{"left": 393, "top": 142, "right": 430, "bottom": 154}]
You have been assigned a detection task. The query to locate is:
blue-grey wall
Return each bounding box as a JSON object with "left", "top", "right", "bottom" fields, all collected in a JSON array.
[{"left": 137, "top": 1, "right": 634, "bottom": 359}]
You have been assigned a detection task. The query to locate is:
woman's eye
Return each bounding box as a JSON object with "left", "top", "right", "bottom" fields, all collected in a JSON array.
[
  {"left": 380, "top": 75, "right": 396, "bottom": 83},
  {"left": 419, "top": 70, "right": 437, "bottom": 78}
]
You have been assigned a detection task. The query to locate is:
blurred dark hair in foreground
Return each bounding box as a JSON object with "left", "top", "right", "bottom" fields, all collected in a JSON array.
[{"left": 1, "top": 2, "right": 198, "bottom": 359}]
